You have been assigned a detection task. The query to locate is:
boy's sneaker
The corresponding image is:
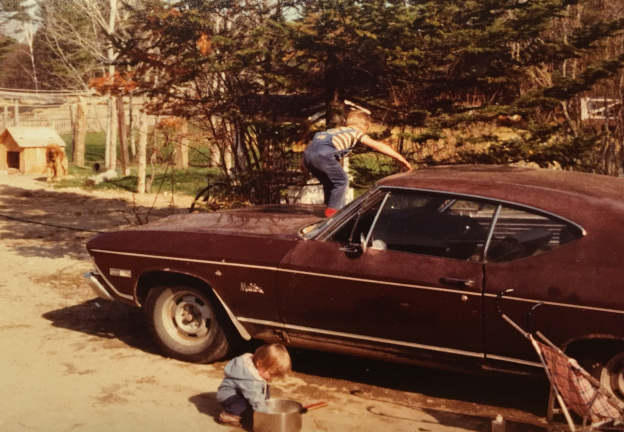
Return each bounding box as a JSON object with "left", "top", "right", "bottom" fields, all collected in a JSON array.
[{"left": 219, "top": 411, "right": 241, "bottom": 427}]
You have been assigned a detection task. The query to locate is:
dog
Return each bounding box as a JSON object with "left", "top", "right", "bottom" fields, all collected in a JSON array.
[
  {"left": 84, "top": 169, "right": 117, "bottom": 186},
  {"left": 46, "top": 143, "right": 67, "bottom": 182}
]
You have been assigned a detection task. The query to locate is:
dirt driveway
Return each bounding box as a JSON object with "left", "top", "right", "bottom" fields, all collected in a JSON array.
[{"left": 0, "top": 172, "right": 551, "bottom": 432}]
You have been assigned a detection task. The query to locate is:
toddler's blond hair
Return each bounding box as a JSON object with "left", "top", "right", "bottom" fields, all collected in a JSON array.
[
  {"left": 253, "top": 343, "right": 291, "bottom": 378},
  {"left": 345, "top": 110, "right": 372, "bottom": 130}
]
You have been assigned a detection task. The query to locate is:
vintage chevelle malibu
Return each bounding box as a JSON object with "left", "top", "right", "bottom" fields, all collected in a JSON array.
[{"left": 85, "top": 165, "right": 624, "bottom": 403}]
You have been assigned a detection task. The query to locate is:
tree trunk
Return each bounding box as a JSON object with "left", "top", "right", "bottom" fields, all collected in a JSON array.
[
  {"left": 175, "top": 120, "right": 189, "bottom": 169},
  {"left": 107, "top": 96, "right": 118, "bottom": 171},
  {"left": 129, "top": 92, "right": 136, "bottom": 159},
  {"left": 72, "top": 96, "right": 87, "bottom": 167},
  {"left": 324, "top": 50, "right": 344, "bottom": 128},
  {"left": 23, "top": 24, "right": 39, "bottom": 91},
  {"left": 105, "top": 0, "right": 119, "bottom": 171},
  {"left": 117, "top": 95, "right": 130, "bottom": 175},
  {"left": 137, "top": 110, "right": 148, "bottom": 194}
]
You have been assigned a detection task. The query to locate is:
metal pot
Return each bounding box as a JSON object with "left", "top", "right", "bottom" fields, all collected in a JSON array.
[{"left": 253, "top": 399, "right": 327, "bottom": 432}]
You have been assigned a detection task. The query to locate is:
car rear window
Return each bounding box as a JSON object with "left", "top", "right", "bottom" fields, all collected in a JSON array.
[{"left": 485, "top": 205, "right": 583, "bottom": 263}]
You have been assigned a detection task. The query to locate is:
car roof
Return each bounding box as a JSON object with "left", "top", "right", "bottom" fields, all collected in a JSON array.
[{"left": 378, "top": 165, "right": 624, "bottom": 221}]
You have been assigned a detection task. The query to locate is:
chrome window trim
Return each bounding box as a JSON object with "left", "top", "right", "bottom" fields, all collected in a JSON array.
[
  {"left": 317, "top": 185, "right": 587, "bottom": 240},
  {"left": 363, "top": 191, "right": 390, "bottom": 248},
  {"left": 483, "top": 204, "right": 502, "bottom": 259}
]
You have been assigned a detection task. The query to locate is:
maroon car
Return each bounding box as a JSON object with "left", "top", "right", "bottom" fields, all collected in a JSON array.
[{"left": 84, "top": 165, "right": 624, "bottom": 404}]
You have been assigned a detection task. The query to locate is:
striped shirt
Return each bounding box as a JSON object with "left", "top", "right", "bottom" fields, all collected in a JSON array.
[{"left": 330, "top": 127, "right": 366, "bottom": 151}]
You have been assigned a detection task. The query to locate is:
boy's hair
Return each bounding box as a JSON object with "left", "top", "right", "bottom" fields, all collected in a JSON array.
[
  {"left": 345, "top": 110, "right": 372, "bottom": 129},
  {"left": 253, "top": 343, "right": 291, "bottom": 378}
]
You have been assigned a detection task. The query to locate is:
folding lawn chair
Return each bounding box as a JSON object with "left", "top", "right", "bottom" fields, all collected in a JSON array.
[{"left": 497, "top": 290, "right": 624, "bottom": 431}]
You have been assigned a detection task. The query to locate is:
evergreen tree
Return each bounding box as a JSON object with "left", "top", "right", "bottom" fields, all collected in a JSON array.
[
  {"left": 284, "top": 1, "right": 624, "bottom": 170},
  {"left": 119, "top": 0, "right": 624, "bottom": 192}
]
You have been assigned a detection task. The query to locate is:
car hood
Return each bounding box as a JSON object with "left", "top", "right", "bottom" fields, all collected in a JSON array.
[{"left": 125, "top": 204, "right": 325, "bottom": 237}]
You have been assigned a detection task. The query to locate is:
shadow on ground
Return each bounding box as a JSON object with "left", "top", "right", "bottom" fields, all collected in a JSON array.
[
  {"left": 0, "top": 183, "right": 188, "bottom": 260},
  {"left": 288, "top": 347, "right": 550, "bottom": 431},
  {"left": 42, "top": 299, "right": 158, "bottom": 356},
  {"left": 43, "top": 296, "right": 550, "bottom": 431}
]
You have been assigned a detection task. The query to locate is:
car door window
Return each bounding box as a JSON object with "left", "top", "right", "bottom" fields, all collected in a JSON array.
[
  {"left": 485, "top": 206, "right": 583, "bottom": 263},
  {"left": 328, "top": 196, "right": 385, "bottom": 245},
  {"left": 329, "top": 190, "right": 495, "bottom": 261},
  {"left": 369, "top": 191, "right": 494, "bottom": 260}
]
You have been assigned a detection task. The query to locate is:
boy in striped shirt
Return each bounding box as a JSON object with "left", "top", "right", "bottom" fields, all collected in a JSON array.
[{"left": 303, "top": 110, "right": 412, "bottom": 217}]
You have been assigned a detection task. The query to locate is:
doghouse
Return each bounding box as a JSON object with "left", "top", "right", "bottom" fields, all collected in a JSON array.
[{"left": 0, "top": 127, "right": 68, "bottom": 174}]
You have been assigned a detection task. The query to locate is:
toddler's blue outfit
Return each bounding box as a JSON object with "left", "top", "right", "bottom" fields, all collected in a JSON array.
[
  {"left": 303, "top": 127, "right": 364, "bottom": 210},
  {"left": 217, "top": 353, "right": 270, "bottom": 417}
]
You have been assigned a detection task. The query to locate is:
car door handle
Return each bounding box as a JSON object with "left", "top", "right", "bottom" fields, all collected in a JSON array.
[{"left": 440, "top": 277, "right": 476, "bottom": 289}]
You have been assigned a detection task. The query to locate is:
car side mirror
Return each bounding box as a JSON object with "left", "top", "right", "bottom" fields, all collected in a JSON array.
[{"left": 338, "top": 233, "right": 367, "bottom": 255}]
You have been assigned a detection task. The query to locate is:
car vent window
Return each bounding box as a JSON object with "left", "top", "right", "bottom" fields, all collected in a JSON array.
[
  {"left": 485, "top": 206, "right": 583, "bottom": 263},
  {"left": 366, "top": 190, "right": 494, "bottom": 261},
  {"left": 329, "top": 199, "right": 384, "bottom": 244}
]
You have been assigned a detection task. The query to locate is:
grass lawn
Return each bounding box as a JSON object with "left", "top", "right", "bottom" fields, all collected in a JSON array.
[
  {"left": 55, "top": 132, "right": 395, "bottom": 204},
  {"left": 58, "top": 132, "right": 220, "bottom": 197}
]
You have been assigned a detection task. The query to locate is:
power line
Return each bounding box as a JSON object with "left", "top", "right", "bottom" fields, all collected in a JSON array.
[{"left": 0, "top": 213, "right": 103, "bottom": 233}]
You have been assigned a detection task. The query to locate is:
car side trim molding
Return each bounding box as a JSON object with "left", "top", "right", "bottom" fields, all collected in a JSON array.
[
  {"left": 485, "top": 354, "right": 542, "bottom": 369},
  {"left": 89, "top": 249, "right": 474, "bottom": 296},
  {"left": 483, "top": 292, "right": 624, "bottom": 315},
  {"left": 238, "top": 317, "right": 485, "bottom": 359},
  {"left": 90, "top": 249, "right": 624, "bottom": 315},
  {"left": 281, "top": 268, "right": 474, "bottom": 296},
  {"left": 90, "top": 249, "right": 279, "bottom": 272},
  {"left": 212, "top": 290, "right": 252, "bottom": 341},
  {"left": 240, "top": 317, "right": 543, "bottom": 369},
  {"left": 92, "top": 261, "right": 135, "bottom": 302}
]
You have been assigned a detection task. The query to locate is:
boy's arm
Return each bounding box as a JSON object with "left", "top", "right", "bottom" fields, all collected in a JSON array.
[
  {"left": 239, "top": 380, "right": 268, "bottom": 412},
  {"left": 361, "top": 136, "right": 412, "bottom": 171}
]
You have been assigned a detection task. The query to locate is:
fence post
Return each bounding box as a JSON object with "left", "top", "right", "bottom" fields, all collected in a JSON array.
[{"left": 13, "top": 99, "right": 19, "bottom": 126}]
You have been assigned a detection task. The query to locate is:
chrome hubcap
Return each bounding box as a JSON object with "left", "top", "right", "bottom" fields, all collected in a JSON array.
[{"left": 168, "top": 294, "right": 212, "bottom": 339}]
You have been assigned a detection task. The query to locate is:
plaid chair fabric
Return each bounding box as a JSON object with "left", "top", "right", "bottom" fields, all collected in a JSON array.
[{"left": 533, "top": 338, "right": 622, "bottom": 423}]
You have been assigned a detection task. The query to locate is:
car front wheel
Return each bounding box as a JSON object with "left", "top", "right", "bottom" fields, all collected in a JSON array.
[{"left": 145, "top": 285, "right": 229, "bottom": 363}]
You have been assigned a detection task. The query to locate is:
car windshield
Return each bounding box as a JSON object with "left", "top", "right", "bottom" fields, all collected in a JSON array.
[{"left": 298, "top": 189, "right": 376, "bottom": 240}]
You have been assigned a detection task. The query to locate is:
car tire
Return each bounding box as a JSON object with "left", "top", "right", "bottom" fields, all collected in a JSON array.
[
  {"left": 600, "top": 352, "right": 624, "bottom": 408},
  {"left": 145, "top": 285, "right": 230, "bottom": 363}
]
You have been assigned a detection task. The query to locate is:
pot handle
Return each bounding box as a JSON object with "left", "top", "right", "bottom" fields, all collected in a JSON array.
[{"left": 301, "top": 401, "right": 328, "bottom": 413}]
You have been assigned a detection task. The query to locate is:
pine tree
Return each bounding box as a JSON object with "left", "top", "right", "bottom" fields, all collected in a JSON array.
[{"left": 119, "top": 0, "right": 624, "bottom": 192}]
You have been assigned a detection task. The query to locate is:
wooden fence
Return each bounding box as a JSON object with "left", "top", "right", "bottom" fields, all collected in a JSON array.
[
  {"left": 0, "top": 117, "right": 107, "bottom": 134},
  {"left": 1, "top": 101, "right": 157, "bottom": 135}
]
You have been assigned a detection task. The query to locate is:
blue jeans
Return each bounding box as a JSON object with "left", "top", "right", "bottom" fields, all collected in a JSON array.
[
  {"left": 303, "top": 148, "right": 349, "bottom": 210},
  {"left": 221, "top": 387, "right": 271, "bottom": 417}
]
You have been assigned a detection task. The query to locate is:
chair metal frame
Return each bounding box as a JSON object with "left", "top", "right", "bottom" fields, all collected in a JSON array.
[{"left": 497, "top": 289, "right": 624, "bottom": 432}]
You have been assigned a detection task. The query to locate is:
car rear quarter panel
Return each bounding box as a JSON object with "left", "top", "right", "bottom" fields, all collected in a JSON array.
[{"left": 484, "top": 214, "right": 624, "bottom": 361}]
